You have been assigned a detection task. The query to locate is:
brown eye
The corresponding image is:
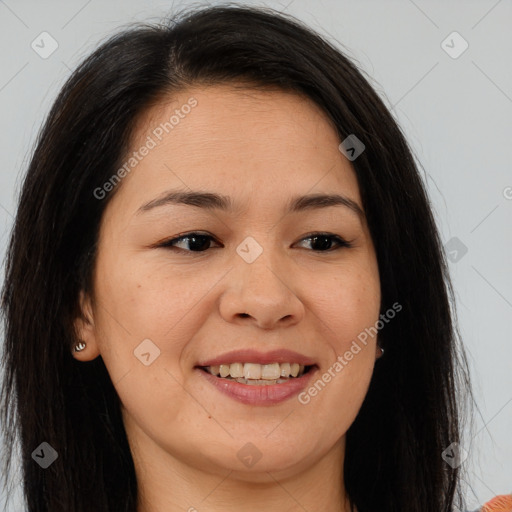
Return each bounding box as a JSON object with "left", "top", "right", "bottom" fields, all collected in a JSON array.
[
  {"left": 159, "top": 233, "right": 221, "bottom": 252},
  {"left": 294, "top": 233, "right": 353, "bottom": 252}
]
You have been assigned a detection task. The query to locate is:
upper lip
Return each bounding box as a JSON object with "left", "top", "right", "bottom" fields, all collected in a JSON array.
[{"left": 196, "top": 349, "right": 316, "bottom": 367}]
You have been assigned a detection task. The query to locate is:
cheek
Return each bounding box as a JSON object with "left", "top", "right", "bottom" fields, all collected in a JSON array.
[
  {"left": 301, "top": 357, "right": 375, "bottom": 456},
  {"left": 92, "top": 254, "right": 203, "bottom": 432},
  {"left": 94, "top": 251, "right": 206, "bottom": 340},
  {"left": 91, "top": 251, "right": 231, "bottom": 402},
  {"left": 298, "top": 262, "right": 379, "bottom": 427},
  {"left": 309, "top": 264, "right": 381, "bottom": 348},
  {"left": 298, "top": 272, "right": 378, "bottom": 441}
]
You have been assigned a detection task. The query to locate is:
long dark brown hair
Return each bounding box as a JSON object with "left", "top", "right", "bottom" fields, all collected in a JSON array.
[{"left": 1, "top": 4, "right": 471, "bottom": 511}]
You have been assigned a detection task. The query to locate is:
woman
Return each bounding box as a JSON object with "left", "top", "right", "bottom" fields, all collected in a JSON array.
[{"left": 1, "top": 4, "right": 473, "bottom": 511}]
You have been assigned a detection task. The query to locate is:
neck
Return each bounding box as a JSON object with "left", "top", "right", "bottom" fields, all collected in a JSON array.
[{"left": 129, "top": 423, "right": 351, "bottom": 512}]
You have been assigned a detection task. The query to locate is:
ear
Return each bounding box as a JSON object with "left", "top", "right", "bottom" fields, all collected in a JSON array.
[
  {"left": 72, "top": 290, "right": 101, "bottom": 361},
  {"left": 375, "top": 342, "right": 384, "bottom": 360}
]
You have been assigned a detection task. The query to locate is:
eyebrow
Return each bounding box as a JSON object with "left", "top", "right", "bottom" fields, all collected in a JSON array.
[{"left": 137, "top": 190, "right": 365, "bottom": 221}]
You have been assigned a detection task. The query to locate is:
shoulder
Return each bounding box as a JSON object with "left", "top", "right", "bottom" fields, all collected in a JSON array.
[{"left": 477, "top": 493, "right": 512, "bottom": 512}]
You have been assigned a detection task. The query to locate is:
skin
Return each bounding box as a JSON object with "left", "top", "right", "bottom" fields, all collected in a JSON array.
[{"left": 74, "top": 84, "right": 381, "bottom": 512}]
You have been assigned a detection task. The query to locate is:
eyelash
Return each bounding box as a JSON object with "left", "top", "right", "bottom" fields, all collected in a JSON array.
[{"left": 156, "top": 231, "right": 354, "bottom": 255}]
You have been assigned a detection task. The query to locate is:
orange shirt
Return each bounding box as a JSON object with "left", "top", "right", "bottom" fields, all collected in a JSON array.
[{"left": 481, "top": 494, "right": 512, "bottom": 512}]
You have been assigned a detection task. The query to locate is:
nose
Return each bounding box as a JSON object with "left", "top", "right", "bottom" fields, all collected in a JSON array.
[{"left": 218, "top": 246, "right": 305, "bottom": 330}]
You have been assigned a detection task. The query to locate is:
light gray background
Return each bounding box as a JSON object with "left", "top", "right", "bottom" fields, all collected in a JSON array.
[{"left": 0, "top": 0, "right": 511, "bottom": 510}]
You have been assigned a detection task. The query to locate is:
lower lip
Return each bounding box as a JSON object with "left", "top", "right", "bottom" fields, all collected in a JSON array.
[{"left": 196, "top": 367, "right": 318, "bottom": 406}]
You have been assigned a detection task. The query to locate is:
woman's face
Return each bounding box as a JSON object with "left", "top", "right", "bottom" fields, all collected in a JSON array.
[{"left": 75, "top": 84, "right": 381, "bottom": 480}]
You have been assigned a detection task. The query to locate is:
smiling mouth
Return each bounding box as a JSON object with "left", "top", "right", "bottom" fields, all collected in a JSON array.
[{"left": 198, "top": 362, "right": 314, "bottom": 385}]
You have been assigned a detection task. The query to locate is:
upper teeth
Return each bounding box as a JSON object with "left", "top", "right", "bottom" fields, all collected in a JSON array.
[{"left": 205, "top": 362, "right": 305, "bottom": 379}]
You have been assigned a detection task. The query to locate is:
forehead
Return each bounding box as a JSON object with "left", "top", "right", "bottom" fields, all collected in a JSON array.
[
  {"left": 109, "top": 84, "right": 362, "bottom": 219},
  {"left": 138, "top": 83, "right": 336, "bottom": 135}
]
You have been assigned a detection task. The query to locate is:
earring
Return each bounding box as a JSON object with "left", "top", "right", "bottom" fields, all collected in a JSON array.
[
  {"left": 377, "top": 345, "right": 384, "bottom": 359},
  {"left": 74, "top": 341, "right": 86, "bottom": 352}
]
